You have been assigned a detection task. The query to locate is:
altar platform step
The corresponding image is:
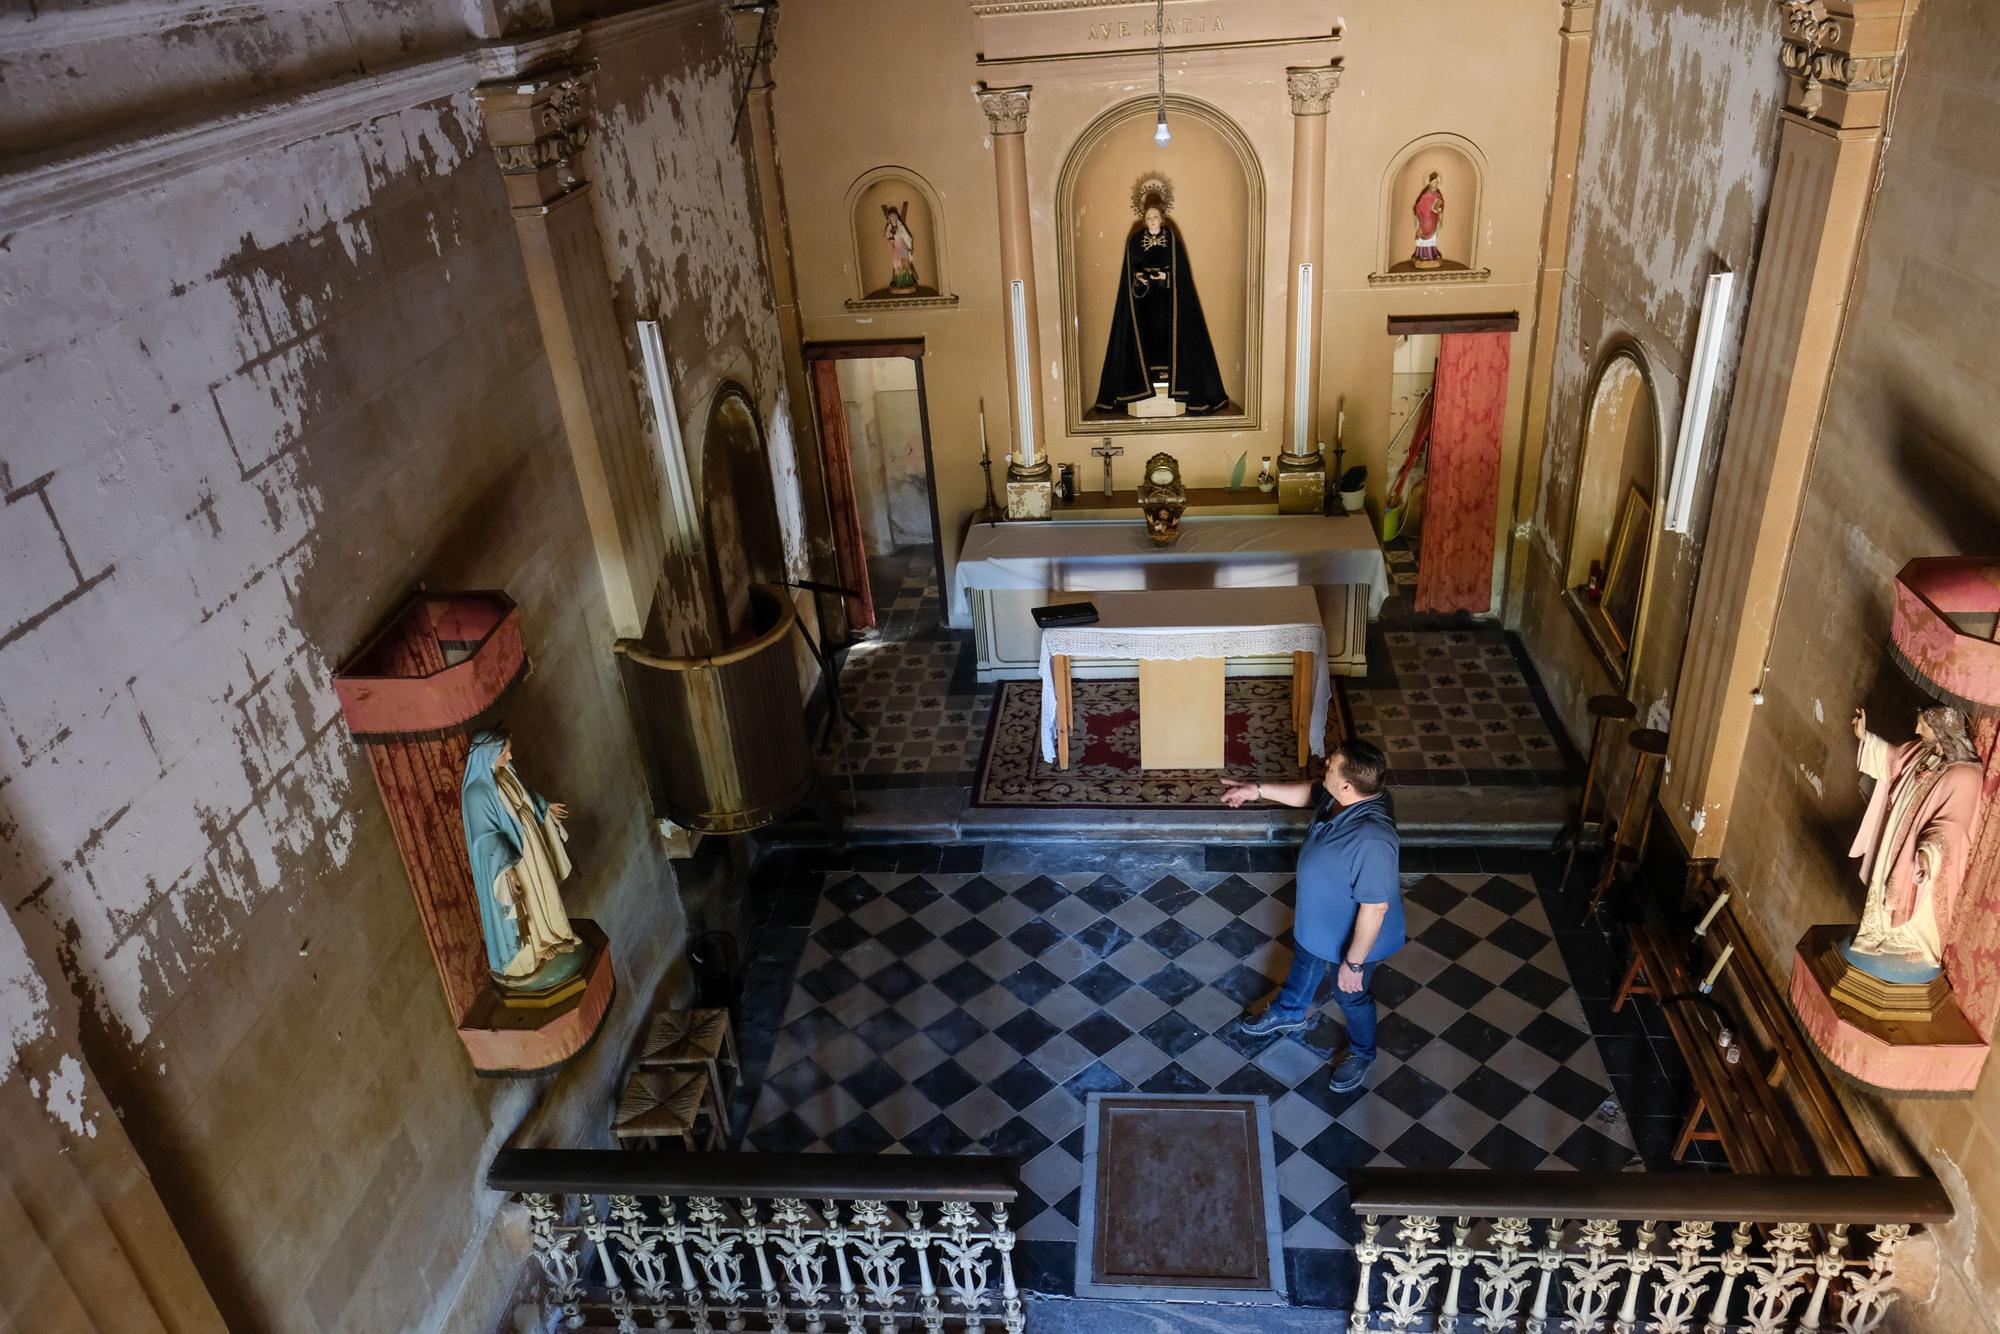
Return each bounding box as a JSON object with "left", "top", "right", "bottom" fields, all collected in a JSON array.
[{"left": 765, "top": 782, "right": 1574, "bottom": 850}]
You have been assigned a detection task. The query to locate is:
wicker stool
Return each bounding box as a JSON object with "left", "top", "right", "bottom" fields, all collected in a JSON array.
[
  {"left": 637, "top": 1007, "right": 740, "bottom": 1127},
  {"left": 612, "top": 1068, "right": 719, "bottom": 1151}
]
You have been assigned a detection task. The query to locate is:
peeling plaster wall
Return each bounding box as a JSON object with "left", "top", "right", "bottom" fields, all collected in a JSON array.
[
  {"left": 1516, "top": 0, "right": 1785, "bottom": 750},
  {"left": 583, "top": 9, "right": 808, "bottom": 590},
  {"left": 1714, "top": 2, "right": 2000, "bottom": 1327},
  {"left": 0, "top": 69, "right": 697, "bottom": 1334},
  {"left": 0, "top": 0, "right": 472, "bottom": 159}
]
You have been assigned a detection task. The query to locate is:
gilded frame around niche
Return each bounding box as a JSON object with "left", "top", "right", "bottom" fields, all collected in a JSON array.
[{"left": 1054, "top": 94, "right": 1265, "bottom": 439}]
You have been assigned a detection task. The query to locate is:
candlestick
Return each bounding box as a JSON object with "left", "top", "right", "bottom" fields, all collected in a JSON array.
[
  {"left": 1699, "top": 943, "right": 1734, "bottom": 993},
  {"left": 1692, "top": 889, "right": 1730, "bottom": 938}
]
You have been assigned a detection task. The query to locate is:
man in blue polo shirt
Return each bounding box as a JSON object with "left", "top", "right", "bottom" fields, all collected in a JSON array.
[{"left": 1220, "top": 738, "right": 1404, "bottom": 1093}]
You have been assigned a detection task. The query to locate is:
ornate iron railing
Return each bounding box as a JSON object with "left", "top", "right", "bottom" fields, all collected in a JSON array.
[
  {"left": 1345, "top": 1169, "right": 1953, "bottom": 1333},
  {"left": 488, "top": 1150, "right": 1025, "bottom": 1331}
]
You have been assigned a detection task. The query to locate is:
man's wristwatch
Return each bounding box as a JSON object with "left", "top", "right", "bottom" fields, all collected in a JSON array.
[{"left": 1340, "top": 959, "right": 1365, "bottom": 975}]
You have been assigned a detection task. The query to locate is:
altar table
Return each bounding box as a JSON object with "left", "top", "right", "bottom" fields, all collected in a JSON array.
[
  {"left": 950, "top": 514, "right": 1392, "bottom": 621},
  {"left": 1040, "top": 588, "right": 1329, "bottom": 770}
]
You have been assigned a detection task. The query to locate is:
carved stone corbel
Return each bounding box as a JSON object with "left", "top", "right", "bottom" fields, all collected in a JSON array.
[
  {"left": 473, "top": 64, "right": 597, "bottom": 212},
  {"left": 975, "top": 84, "right": 1032, "bottom": 136},
  {"left": 1285, "top": 63, "right": 1344, "bottom": 117},
  {"left": 1776, "top": 0, "right": 1918, "bottom": 129}
]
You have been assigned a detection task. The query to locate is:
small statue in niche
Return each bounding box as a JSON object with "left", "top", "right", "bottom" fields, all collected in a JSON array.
[
  {"left": 882, "top": 202, "right": 919, "bottom": 292},
  {"left": 461, "top": 728, "right": 588, "bottom": 994},
  {"left": 1135, "top": 451, "right": 1187, "bottom": 545},
  {"left": 1411, "top": 171, "right": 1446, "bottom": 269},
  {"left": 1841, "top": 704, "right": 1982, "bottom": 981},
  {"left": 1093, "top": 174, "right": 1229, "bottom": 417}
]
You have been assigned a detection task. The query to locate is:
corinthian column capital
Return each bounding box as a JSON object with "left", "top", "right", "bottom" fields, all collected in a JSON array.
[
  {"left": 1285, "top": 63, "right": 1344, "bottom": 116},
  {"left": 975, "top": 83, "right": 1033, "bottom": 136}
]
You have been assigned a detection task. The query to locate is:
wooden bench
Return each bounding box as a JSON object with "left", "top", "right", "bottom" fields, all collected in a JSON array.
[{"left": 1613, "top": 863, "right": 1871, "bottom": 1175}]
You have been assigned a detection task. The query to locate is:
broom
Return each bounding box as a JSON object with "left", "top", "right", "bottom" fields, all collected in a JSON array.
[{"left": 1381, "top": 386, "right": 1434, "bottom": 543}]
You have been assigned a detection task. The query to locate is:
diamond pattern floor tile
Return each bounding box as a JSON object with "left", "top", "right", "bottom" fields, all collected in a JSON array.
[{"left": 739, "top": 862, "right": 1639, "bottom": 1285}]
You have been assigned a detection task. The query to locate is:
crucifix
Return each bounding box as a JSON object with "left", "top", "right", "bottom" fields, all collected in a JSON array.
[{"left": 1091, "top": 438, "right": 1124, "bottom": 497}]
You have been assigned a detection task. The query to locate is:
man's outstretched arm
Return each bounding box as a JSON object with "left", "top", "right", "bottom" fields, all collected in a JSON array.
[{"left": 1221, "top": 778, "right": 1315, "bottom": 809}]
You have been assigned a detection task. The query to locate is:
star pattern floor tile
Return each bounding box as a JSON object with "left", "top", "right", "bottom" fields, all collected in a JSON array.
[{"left": 821, "top": 550, "right": 987, "bottom": 790}]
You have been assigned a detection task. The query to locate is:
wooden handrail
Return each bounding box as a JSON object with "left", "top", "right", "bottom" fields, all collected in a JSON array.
[
  {"left": 487, "top": 1149, "right": 1022, "bottom": 1204},
  {"left": 614, "top": 584, "right": 798, "bottom": 671},
  {"left": 1347, "top": 1169, "right": 1954, "bottom": 1226}
]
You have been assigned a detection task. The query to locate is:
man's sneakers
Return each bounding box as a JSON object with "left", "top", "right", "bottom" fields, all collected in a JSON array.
[
  {"left": 1329, "top": 1051, "right": 1375, "bottom": 1093},
  {"left": 1236, "top": 1007, "right": 1310, "bottom": 1037}
]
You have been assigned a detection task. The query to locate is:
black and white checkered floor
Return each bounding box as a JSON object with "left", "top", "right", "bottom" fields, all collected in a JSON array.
[{"left": 732, "top": 846, "right": 1661, "bottom": 1305}]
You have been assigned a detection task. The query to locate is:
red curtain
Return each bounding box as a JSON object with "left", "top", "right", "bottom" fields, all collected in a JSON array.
[
  {"left": 809, "top": 359, "right": 876, "bottom": 629},
  {"left": 1414, "top": 331, "right": 1512, "bottom": 615}
]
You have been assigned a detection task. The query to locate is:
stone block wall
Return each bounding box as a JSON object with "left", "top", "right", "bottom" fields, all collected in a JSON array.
[
  {"left": 0, "top": 6, "right": 799, "bottom": 1328},
  {"left": 1718, "top": 0, "right": 2000, "bottom": 1325}
]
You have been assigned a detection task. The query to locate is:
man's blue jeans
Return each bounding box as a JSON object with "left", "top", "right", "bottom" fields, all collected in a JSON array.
[{"left": 1267, "top": 943, "right": 1379, "bottom": 1063}]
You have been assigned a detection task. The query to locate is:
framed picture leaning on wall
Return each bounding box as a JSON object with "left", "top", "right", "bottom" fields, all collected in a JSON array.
[{"left": 1597, "top": 484, "right": 1652, "bottom": 656}]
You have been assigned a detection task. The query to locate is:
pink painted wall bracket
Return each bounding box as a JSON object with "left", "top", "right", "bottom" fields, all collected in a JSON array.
[{"left": 334, "top": 590, "right": 613, "bottom": 1075}]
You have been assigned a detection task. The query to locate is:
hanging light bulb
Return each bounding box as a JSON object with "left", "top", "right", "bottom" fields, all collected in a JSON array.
[
  {"left": 1154, "top": 110, "right": 1171, "bottom": 145},
  {"left": 1153, "top": 0, "right": 1170, "bottom": 145}
]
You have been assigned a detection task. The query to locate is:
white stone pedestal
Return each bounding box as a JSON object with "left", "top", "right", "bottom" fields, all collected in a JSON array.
[{"left": 1128, "top": 382, "right": 1186, "bottom": 419}]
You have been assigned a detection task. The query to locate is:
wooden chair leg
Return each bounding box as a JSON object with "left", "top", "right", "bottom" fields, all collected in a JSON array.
[
  {"left": 1672, "top": 1096, "right": 1708, "bottom": 1162},
  {"left": 1054, "top": 653, "right": 1072, "bottom": 770},
  {"left": 1293, "top": 651, "right": 1311, "bottom": 770},
  {"left": 1612, "top": 953, "right": 1649, "bottom": 1013},
  {"left": 704, "top": 1058, "right": 729, "bottom": 1129}
]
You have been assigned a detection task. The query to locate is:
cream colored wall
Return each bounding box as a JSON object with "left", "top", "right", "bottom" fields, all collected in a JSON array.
[
  {"left": 772, "top": 0, "right": 1563, "bottom": 620},
  {"left": 835, "top": 357, "right": 930, "bottom": 552}
]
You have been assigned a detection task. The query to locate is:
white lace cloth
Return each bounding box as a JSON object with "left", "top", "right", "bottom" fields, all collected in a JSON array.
[{"left": 1037, "top": 588, "right": 1329, "bottom": 763}]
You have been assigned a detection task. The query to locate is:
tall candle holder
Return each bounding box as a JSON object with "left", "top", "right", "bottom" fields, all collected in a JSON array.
[
  {"left": 978, "top": 452, "right": 1004, "bottom": 526},
  {"left": 977, "top": 398, "right": 1004, "bottom": 525}
]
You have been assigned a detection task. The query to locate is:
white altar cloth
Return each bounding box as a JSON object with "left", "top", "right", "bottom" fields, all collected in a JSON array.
[
  {"left": 1037, "top": 588, "right": 1329, "bottom": 763},
  {"left": 951, "top": 514, "right": 1392, "bottom": 621}
]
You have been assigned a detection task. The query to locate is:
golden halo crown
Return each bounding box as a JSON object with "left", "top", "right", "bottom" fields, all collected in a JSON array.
[{"left": 1130, "top": 173, "right": 1175, "bottom": 218}]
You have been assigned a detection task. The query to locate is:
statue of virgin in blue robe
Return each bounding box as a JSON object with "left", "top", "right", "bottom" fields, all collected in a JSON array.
[
  {"left": 461, "top": 729, "right": 586, "bottom": 992},
  {"left": 1092, "top": 186, "right": 1229, "bottom": 416}
]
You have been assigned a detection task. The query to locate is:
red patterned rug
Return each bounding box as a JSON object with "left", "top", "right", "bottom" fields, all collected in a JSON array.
[{"left": 971, "top": 676, "right": 1353, "bottom": 808}]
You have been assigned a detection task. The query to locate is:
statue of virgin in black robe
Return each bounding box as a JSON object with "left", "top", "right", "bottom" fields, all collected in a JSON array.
[{"left": 1092, "top": 198, "right": 1229, "bottom": 415}]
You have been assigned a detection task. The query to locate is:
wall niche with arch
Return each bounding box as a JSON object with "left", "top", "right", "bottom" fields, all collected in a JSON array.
[
  {"left": 844, "top": 167, "right": 958, "bottom": 311},
  {"left": 1369, "top": 133, "right": 1491, "bottom": 286},
  {"left": 1057, "top": 94, "right": 1263, "bottom": 436},
  {"left": 1562, "top": 344, "right": 1664, "bottom": 686},
  {"left": 700, "top": 382, "right": 788, "bottom": 646}
]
